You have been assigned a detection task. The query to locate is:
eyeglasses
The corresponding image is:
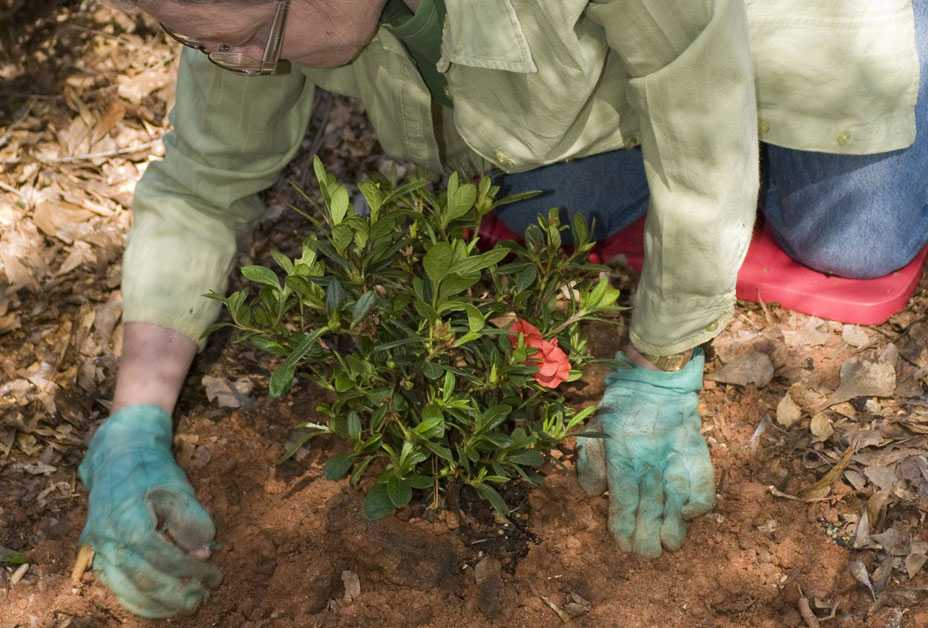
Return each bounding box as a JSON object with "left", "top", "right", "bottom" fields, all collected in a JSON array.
[{"left": 161, "top": 0, "right": 291, "bottom": 76}]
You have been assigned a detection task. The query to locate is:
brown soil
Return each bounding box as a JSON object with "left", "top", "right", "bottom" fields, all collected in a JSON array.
[{"left": 5, "top": 317, "right": 925, "bottom": 628}]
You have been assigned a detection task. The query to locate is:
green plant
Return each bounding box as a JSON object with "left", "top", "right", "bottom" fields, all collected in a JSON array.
[{"left": 209, "top": 158, "right": 620, "bottom": 519}]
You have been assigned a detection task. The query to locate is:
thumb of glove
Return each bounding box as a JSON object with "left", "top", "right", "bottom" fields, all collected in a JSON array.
[{"left": 147, "top": 488, "right": 216, "bottom": 555}]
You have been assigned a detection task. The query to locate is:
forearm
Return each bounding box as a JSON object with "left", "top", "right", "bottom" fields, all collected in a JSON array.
[
  {"left": 112, "top": 322, "right": 197, "bottom": 415},
  {"left": 591, "top": 0, "right": 759, "bottom": 355}
]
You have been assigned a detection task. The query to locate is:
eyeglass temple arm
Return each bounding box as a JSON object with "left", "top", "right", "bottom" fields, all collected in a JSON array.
[{"left": 262, "top": 1, "right": 290, "bottom": 67}]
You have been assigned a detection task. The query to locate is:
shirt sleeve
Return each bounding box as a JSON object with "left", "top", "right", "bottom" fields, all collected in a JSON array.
[
  {"left": 587, "top": 0, "right": 760, "bottom": 355},
  {"left": 122, "top": 48, "right": 315, "bottom": 345}
]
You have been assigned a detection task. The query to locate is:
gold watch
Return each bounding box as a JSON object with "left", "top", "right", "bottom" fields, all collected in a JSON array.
[{"left": 640, "top": 348, "right": 694, "bottom": 372}]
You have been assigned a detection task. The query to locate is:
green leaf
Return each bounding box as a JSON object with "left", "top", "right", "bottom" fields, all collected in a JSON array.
[
  {"left": 509, "top": 450, "right": 544, "bottom": 467},
  {"left": 476, "top": 484, "right": 510, "bottom": 518},
  {"left": 324, "top": 453, "right": 354, "bottom": 481},
  {"left": 351, "top": 292, "right": 376, "bottom": 327},
  {"left": 334, "top": 370, "right": 354, "bottom": 393},
  {"left": 331, "top": 222, "right": 354, "bottom": 254},
  {"left": 452, "top": 248, "right": 508, "bottom": 276},
  {"left": 0, "top": 547, "right": 27, "bottom": 566},
  {"left": 313, "top": 156, "right": 330, "bottom": 197},
  {"left": 478, "top": 404, "right": 512, "bottom": 433},
  {"left": 423, "top": 242, "right": 454, "bottom": 284},
  {"left": 329, "top": 185, "right": 350, "bottom": 226},
  {"left": 515, "top": 265, "right": 537, "bottom": 292},
  {"left": 250, "top": 335, "right": 287, "bottom": 357},
  {"left": 270, "top": 250, "right": 294, "bottom": 275},
  {"left": 438, "top": 273, "right": 480, "bottom": 301},
  {"left": 415, "top": 404, "right": 445, "bottom": 438},
  {"left": 326, "top": 279, "right": 347, "bottom": 313},
  {"left": 387, "top": 477, "right": 413, "bottom": 508},
  {"left": 358, "top": 180, "right": 384, "bottom": 222},
  {"left": 241, "top": 265, "right": 280, "bottom": 291},
  {"left": 269, "top": 362, "right": 296, "bottom": 398},
  {"left": 464, "top": 304, "right": 484, "bottom": 334},
  {"left": 347, "top": 411, "right": 362, "bottom": 441},
  {"left": 277, "top": 426, "right": 326, "bottom": 464},
  {"left": 409, "top": 475, "right": 433, "bottom": 490},
  {"left": 422, "top": 361, "right": 444, "bottom": 380},
  {"left": 446, "top": 173, "right": 477, "bottom": 224},
  {"left": 442, "top": 370, "right": 456, "bottom": 402},
  {"left": 364, "top": 483, "right": 396, "bottom": 521},
  {"left": 572, "top": 212, "right": 590, "bottom": 249}
]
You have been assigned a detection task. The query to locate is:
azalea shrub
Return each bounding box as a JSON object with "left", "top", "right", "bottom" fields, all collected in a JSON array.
[{"left": 209, "top": 158, "right": 620, "bottom": 519}]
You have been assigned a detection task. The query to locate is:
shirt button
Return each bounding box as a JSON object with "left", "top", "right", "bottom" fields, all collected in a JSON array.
[
  {"left": 624, "top": 135, "right": 640, "bottom": 149},
  {"left": 494, "top": 151, "right": 516, "bottom": 169},
  {"left": 704, "top": 320, "right": 719, "bottom": 332},
  {"left": 836, "top": 130, "right": 852, "bottom": 146},
  {"left": 758, "top": 119, "right": 770, "bottom": 137}
]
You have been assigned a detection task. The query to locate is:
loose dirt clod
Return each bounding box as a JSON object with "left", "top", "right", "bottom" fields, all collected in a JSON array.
[{"left": 473, "top": 556, "right": 504, "bottom": 620}]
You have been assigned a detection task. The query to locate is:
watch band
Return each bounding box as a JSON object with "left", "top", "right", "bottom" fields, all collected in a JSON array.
[{"left": 639, "top": 348, "right": 694, "bottom": 372}]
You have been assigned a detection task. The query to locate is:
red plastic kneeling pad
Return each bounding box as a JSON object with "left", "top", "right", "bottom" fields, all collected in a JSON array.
[{"left": 478, "top": 214, "right": 927, "bottom": 325}]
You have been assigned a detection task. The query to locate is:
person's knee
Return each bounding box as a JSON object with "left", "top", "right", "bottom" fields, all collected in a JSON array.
[{"left": 782, "top": 230, "right": 919, "bottom": 279}]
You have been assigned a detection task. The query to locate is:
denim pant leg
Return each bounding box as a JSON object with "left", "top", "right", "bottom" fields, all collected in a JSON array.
[
  {"left": 492, "top": 149, "right": 649, "bottom": 244},
  {"left": 763, "top": 0, "right": 928, "bottom": 279}
]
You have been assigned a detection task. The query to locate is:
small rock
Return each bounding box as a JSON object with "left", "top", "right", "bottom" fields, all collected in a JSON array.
[
  {"left": 341, "top": 570, "right": 361, "bottom": 604},
  {"left": 563, "top": 591, "right": 592, "bottom": 618}
]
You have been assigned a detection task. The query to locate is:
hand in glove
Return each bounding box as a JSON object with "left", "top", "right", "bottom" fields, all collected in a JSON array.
[
  {"left": 576, "top": 349, "right": 715, "bottom": 557},
  {"left": 79, "top": 405, "right": 221, "bottom": 618}
]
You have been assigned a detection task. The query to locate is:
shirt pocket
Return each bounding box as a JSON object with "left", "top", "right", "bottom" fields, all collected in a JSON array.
[
  {"left": 746, "top": 0, "right": 919, "bottom": 153},
  {"left": 439, "top": 0, "right": 613, "bottom": 171}
]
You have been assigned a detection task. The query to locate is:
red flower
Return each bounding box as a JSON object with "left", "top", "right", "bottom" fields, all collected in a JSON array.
[{"left": 509, "top": 319, "right": 572, "bottom": 389}]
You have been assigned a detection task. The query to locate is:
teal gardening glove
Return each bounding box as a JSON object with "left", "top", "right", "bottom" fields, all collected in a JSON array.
[
  {"left": 78, "top": 405, "right": 221, "bottom": 618},
  {"left": 577, "top": 349, "right": 715, "bottom": 558}
]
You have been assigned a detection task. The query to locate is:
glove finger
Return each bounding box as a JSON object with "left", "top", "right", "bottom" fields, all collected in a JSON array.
[
  {"left": 660, "top": 457, "right": 689, "bottom": 552},
  {"left": 680, "top": 440, "right": 716, "bottom": 520},
  {"left": 99, "top": 542, "right": 212, "bottom": 616},
  {"left": 93, "top": 551, "right": 187, "bottom": 619},
  {"left": 631, "top": 465, "right": 664, "bottom": 559},
  {"left": 576, "top": 421, "right": 607, "bottom": 496},
  {"left": 605, "top": 457, "right": 639, "bottom": 553},
  {"left": 139, "top": 534, "right": 223, "bottom": 588},
  {"left": 147, "top": 488, "right": 216, "bottom": 553}
]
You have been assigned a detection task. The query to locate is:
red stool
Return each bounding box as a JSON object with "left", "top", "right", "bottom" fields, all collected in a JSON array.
[{"left": 478, "top": 214, "right": 927, "bottom": 325}]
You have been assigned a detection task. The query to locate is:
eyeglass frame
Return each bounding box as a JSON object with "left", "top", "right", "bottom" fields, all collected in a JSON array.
[{"left": 160, "top": 0, "right": 291, "bottom": 76}]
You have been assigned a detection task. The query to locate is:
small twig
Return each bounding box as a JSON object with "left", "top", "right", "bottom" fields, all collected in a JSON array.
[
  {"left": 0, "top": 179, "right": 22, "bottom": 198},
  {"left": 70, "top": 544, "right": 94, "bottom": 584},
  {"left": 798, "top": 594, "right": 821, "bottom": 628},
  {"left": 3, "top": 138, "right": 163, "bottom": 166}
]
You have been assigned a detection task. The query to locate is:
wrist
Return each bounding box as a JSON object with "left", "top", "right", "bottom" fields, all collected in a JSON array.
[{"left": 624, "top": 343, "right": 694, "bottom": 372}]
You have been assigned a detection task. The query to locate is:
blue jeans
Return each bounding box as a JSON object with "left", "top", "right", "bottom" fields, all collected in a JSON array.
[{"left": 495, "top": 0, "right": 928, "bottom": 279}]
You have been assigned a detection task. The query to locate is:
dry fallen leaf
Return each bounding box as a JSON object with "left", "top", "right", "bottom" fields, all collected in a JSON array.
[
  {"left": 809, "top": 413, "right": 834, "bottom": 442},
  {"left": 848, "top": 559, "right": 876, "bottom": 601},
  {"left": 776, "top": 390, "right": 803, "bottom": 428},
  {"left": 842, "top": 324, "right": 872, "bottom": 349},
  {"left": 707, "top": 351, "right": 775, "bottom": 387},
  {"left": 782, "top": 316, "right": 831, "bottom": 349},
  {"left": 826, "top": 358, "right": 896, "bottom": 407}
]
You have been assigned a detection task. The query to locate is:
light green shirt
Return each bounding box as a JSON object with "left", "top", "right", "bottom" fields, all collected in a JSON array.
[{"left": 123, "top": 0, "right": 920, "bottom": 354}]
